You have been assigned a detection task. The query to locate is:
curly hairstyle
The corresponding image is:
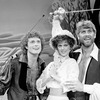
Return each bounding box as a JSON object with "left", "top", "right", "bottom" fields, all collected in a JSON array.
[
  {"left": 20, "top": 31, "right": 44, "bottom": 56},
  {"left": 51, "top": 35, "right": 75, "bottom": 50}
]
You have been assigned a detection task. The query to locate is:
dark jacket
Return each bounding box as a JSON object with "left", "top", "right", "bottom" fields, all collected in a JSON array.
[
  {"left": 68, "top": 48, "right": 100, "bottom": 100},
  {"left": 0, "top": 54, "right": 47, "bottom": 100}
]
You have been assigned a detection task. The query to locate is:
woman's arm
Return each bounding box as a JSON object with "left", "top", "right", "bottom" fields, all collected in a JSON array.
[
  {"left": 36, "top": 62, "right": 54, "bottom": 94},
  {"left": 49, "top": 68, "right": 61, "bottom": 83}
]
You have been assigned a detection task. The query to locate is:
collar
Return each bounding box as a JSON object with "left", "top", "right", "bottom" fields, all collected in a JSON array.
[
  {"left": 53, "top": 50, "right": 69, "bottom": 63},
  {"left": 19, "top": 54, "right": 27, "bottom": 63},
  {"left": 74, "top": 43, "right": 99, "bottom": 61},
  {"left": 19, "top": 54, "right": 45, "bottom": 66}
]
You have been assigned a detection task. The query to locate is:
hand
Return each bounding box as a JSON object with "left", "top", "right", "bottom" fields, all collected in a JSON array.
[
  {"left": 49, "top": 7, "right": 65, "bottom": 23},
  {"left": 64, "top": 80, "right": 84, "bottom": 92}
]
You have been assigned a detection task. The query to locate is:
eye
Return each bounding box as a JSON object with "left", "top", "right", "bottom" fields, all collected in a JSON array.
[
  {"left": 80, "top": 30, "right": 86, "bottom": 34},
  {"left": 58, "top": 44, "right": 62, "bottom": 47},
  {"left": 30, "top": 40, "right": 35, "bottom": 43},
  {"left": 37, "top": 40, "right": 41, "bottom": 43},
  {"left": 88, "top": 29, "right": 93, "bottom": 33},
  {"left": 64, "top": 44, "right": 68, "bottom": 47}
]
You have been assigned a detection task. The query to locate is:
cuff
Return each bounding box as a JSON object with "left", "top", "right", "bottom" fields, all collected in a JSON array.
[{"left": 83, "top": 84, "right": 94, "bottom": 94}]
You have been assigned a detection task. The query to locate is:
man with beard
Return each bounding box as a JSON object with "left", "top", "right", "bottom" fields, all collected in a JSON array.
[{"left": 67, "top": 20, "right": 100, "bottom": 100}]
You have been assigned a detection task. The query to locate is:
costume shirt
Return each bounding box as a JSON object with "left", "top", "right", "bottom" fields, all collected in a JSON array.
[
  {"left": 75, "top": 43, "right": 100, "bottom": 100},
  {"left": 26, "top": 64, "right": 39, "bottom": 95},
  {"left": 0, "top": 54, "right": 46, "bottom": 100},
  {"left": 36, "top": 51, "right": 79, "bottom": 94}
]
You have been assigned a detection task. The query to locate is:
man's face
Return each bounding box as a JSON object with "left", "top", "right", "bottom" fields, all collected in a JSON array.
[
  {"left": 77, "top": 28, "right": 96, "bottom": 47},
  {"left": 26, "top": 37, "right": 42, "bottom": 55}
]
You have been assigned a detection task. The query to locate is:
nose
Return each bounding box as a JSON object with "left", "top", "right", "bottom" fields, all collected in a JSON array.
[
  {"left": 85, "top": 30, "right": 91, "bottom": 35},
  {"left": 34, "top": 42, "right": 39, "bottom": 47},
  {"left": 86, "top": 31, "right": 89, "bottom": 35},
  {"left": 34, "top": 41, "right": 39, "bottom": 45},
  {"left": 61, "top": 46, "right": 64, "bottom": 50}
]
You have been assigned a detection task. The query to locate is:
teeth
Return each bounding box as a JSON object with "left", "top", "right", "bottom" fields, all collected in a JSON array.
[
  {"left": 33, "top": 48, "right": 39, "bottom": 50},
  {"left": 85, "top": 38, "right": 90, "bottom": 40},
  {"left": 85, "top": 39, "right": 90, "bottom": 40}
]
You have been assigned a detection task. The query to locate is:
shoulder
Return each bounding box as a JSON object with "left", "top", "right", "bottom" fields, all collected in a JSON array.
[
  {"left": 38, "top": 57, "right": 46, "bottom": 70},
  {"left": 46, "top": 62, "right": 54, "bottom": 69},
  {"left": 6, "top": 53, "right": 22, "bottom": 69},
  {"left": 3, "top": 56, "right": 20, "bottom": 72},
  {"left": 67, "top": 58, "right": 77, "bottom": 63},
  {"left": 12, "top": 54, "right": 20, "bottom": 62},
  {"left": 64, "top": 58, "right": 78, "bottom": 67},
  {"left": 69, "top": 46, "right": 81, "bottom": 60},
  {"left": 47, "top": 61, "right": 54, "bottom": 66},
  {"left": 38, "top": 57, "right": 45, "bottom": 65},
  {"left": 9, "top": 56, "right": 20, "bottom": 69}
]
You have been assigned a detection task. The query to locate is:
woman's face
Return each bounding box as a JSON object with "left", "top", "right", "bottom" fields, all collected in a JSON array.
[
  {"left": 57, "top": 40, "right": 71, "bottom": 57},
  {"left": 26, "top": 37, "right": 42, "bottom": 55}
]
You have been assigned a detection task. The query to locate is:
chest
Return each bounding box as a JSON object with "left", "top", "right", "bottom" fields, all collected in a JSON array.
[{"left": 13, "top": 62, "right": 42, "bottom": 91}]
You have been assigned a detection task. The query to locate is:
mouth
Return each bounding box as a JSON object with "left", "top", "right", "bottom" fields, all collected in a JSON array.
[
  {"left": 60, "top": 51, "right": 67, "bottom": 54},
  {"left": 33, "top": 48, "right": 40, "bottom": 50},
  {"left": 84, "top": 38, "right": 91, "bottom": 41}
]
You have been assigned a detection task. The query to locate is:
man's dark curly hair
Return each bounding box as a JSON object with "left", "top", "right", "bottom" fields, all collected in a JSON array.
[
  {"left": 20, "top": 31, "right": 44, "bottom": 56},
  {"left": 51, "top": 35, "right": 75, "bottom": 50}
]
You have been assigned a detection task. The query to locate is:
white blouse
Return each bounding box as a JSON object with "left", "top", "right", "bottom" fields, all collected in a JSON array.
[{"left": 36, "top": 52, "right": 79, "bottom": 94}]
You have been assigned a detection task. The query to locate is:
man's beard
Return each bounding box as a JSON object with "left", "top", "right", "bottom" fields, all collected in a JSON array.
[{"left": 80, "top": 39, "right": 94, "bottom": 48}]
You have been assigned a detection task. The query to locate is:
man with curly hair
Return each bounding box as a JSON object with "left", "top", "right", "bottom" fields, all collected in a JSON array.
[{"left": 0, "top": 31, "right": 48, "bottom": 100}]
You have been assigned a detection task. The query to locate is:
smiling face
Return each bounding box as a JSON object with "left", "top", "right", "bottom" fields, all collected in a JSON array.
[
  {"left": 26, "top": 37, "right": 42, "bottom": 55},
  {"left": 57, "top": 40, "right": 71, "bottom": 57},
  {"left": 77, "top": 28, "right": 96, "bottom": 47}
]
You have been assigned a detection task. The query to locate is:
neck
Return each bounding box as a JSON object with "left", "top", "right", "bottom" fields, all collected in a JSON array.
[
  {"left": 27, "top": 52, "right": 38, "bottom": 68},
  {"left": 81, "top": 44, "right": 94, "bottom": 56},
  {"left": 60, "top": 55, "right": 69, "bottom": 59}
]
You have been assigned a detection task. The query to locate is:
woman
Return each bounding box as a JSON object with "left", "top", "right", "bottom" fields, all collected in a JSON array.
[
  {"left": 0, "top": 31, "right": 47, "bottom": 100},
  {"left": 36, "top": 12, "right": 79, "bottom": 100}
]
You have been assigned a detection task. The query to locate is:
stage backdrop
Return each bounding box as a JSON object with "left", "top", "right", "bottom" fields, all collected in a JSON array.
[{"left": 0, "top": 0, "right": 54, "bottom": 70}]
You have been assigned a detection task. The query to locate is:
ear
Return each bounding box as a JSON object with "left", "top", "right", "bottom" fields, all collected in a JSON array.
[
  {"left": 77, "top": 36, "right": 79, "bottom": 40},
  {"left": 76, "top": 34, "right": 79, "bottom": 40},
  {"left": 76, "top": 32, "right": 79, "bottom": 40},
  {"left": 94, "top": 33, "right": 96, "bottom": 39},
  {"left": 25, "top": 46, "right": 28, "bottom": 49}
]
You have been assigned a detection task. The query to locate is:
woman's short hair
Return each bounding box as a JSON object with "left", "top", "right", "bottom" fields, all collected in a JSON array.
[
  {"left": 20, "top": 31, "right": 44, "bottom": 56},
  {"left": 51, "top": 35, "right": 75, "bottom": 50}
]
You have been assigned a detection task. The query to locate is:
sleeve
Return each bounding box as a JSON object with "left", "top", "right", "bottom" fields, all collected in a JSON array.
[
  {"left": 60, "top": 59, "right": 79, "bottom": 93},
  {"left": 0, "top": 57, "right": 14, "bottom": 95},
  {"left": 36, "top": 62, "right": 54, "bottom": 94},
  {"left": 84, "top": 83, "right": 100, "bottom": 100},
  {"left": 62, "top": 59, "right": 79, "bottom": 82},
  {"left": 84, "top": 84, "right": 94, "bottom": 94},
  {"left": 67, "top": 59, "right": 79, "bottom": 81}
]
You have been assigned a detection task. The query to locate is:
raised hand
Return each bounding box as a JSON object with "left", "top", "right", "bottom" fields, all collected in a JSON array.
[{"left": 49, "top": 7, "right": 66, "bottom": 23}]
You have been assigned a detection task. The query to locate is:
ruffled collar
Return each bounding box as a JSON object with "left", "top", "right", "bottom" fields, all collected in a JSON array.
[{"left": 53, "top": 50, "right": 69, "bottom": 68}]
